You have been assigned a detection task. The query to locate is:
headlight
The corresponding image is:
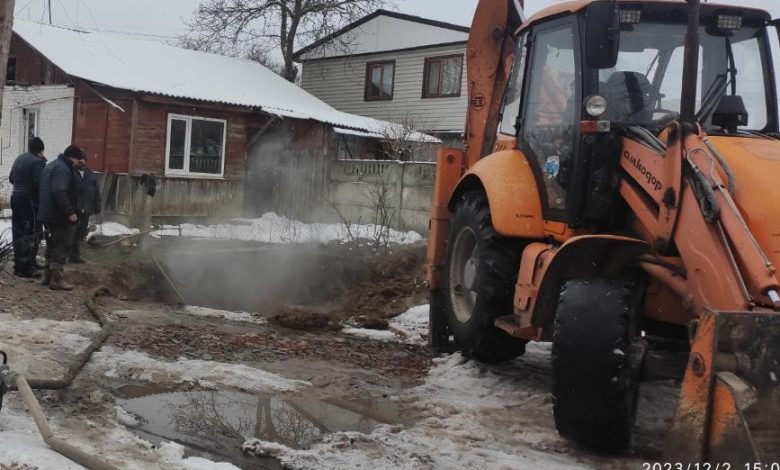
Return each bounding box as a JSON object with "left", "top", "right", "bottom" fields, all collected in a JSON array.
[{"left": 585, "top": 95, "right": 608, "bottom": 118}]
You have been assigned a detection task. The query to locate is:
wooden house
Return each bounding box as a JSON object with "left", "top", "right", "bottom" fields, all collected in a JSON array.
[{"left": 1, "top": 20, "right": 436, "bottom": 224}]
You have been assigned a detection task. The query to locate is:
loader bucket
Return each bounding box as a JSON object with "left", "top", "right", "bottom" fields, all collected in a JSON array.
[{"left": 666, "top": 310, "right": 780, "bottom": 465}]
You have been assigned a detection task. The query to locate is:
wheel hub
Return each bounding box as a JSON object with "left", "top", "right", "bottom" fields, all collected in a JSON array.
[
  {"left": 463, "top": 257, "right": 477, "bottom": 290},
  {"left": 449, "top": 227, "right": 479, "bottom": 324}
]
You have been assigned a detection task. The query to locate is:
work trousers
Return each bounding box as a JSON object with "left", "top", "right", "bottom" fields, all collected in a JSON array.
[
  {"left": 44, "top": 223, "right": 75, "bottom": 271},
  {"left": 69, "top": 213, "right": 90, "bottom": 259},
  {"left": 10, "top": 195, "right": 41, "bottom": 273}
]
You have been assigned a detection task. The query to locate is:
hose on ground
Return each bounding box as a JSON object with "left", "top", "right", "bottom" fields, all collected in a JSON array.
[
  {"left": 13, "top": 373, "right": 121, "bottom": 470},
  {"left": 7, "top": 286, "right": 120, "bottom": 470}
]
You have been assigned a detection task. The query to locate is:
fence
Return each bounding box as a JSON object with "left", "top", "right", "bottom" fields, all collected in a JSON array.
[{"left": 324, "top": 159, "right": 436, "bottom": 235}]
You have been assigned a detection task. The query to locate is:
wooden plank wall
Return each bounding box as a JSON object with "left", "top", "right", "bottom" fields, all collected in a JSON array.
[
  {"left": 8, "top": 34, "right": 69, "bottom": 86},
  {"left": 72, "top": 82, "right": 133, "bottom": 173},
  {"left": 130, "top": 100, "right": 251, "bottom": 179},
  {"left": 244, "top": 119, "right": 331, "bottom": 221}
]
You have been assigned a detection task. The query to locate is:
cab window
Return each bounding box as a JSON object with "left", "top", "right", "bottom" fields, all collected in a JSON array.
[{"left": 500, "top": 33, "right": 528, "bottom": 135}]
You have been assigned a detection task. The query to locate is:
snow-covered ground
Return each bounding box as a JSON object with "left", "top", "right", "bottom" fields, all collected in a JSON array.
[
  {"left": 87, "top": 222, "right": 140, "bottom": 240},
  {"left": 0, "top": 216, "right": 11, "bottom": 244},
  {"left": 0, "top": 314, "right": 101, "bottom": 378},
  {"left": 179, "top": 306, "right": 267, "bottom": 325},
  {"left": 1, "top": 305, "right": 677, "bottom": 470},
  {"left": 242, "top": 343, "right": 635, "bottom": 470},
  {"left": 4, "top": 212, "right": 422, "bottom": 253},
  {"left": 344, "top": 304, "right": 428, "bottom": 345},
  {"left": 87, "top": 212, "right": 422, "bottom": 245},
  {"left": 90, "top": 347, "right": 310, "bottom": 394}
]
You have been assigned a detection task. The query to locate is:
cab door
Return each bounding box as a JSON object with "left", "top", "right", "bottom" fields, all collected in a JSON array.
[{"left": 517, "top": 18, "right": 581, "bottom": 222}]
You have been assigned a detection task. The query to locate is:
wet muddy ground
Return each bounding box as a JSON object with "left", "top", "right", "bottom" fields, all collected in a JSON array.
[{"left": 1, "top": 235, "right": 682, "bottom": 469}]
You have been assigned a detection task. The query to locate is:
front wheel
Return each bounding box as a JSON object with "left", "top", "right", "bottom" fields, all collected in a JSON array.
[
  {"left": 552, "top": 277, "right": 642, "bottom": 452},
  {"left": 443, "top": 191, "right": 526, "bottom": 363}
]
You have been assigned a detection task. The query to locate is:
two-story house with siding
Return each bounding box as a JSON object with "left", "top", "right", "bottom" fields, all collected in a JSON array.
[{"left": 294, "top": 10, "right": 470, "bottom": 159}]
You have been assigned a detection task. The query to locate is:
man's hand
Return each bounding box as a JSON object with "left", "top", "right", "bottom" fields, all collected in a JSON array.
[{"left": 68, "top": 213, "right": 78, "bottom": 223}]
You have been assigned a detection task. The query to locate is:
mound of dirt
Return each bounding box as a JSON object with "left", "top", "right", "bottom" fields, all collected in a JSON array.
[
  {"left": 342, "top": 243, "right": 427, "bottom": 320},
  {"left": 272, "top": 305, "right": 333, "bottom": 331}
]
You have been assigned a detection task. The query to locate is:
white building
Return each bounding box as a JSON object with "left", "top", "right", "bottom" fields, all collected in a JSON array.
[
  {"left": 295, "top": 10, "right": 470, "bottom": 152},
  {"left": 1, "top": 80, "right": 74, "bottom": 202}
]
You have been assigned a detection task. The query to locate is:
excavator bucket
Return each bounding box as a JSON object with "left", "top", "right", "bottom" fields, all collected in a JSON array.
[{"left": 667, "top": 310, "right": 780, "bottom": 465}]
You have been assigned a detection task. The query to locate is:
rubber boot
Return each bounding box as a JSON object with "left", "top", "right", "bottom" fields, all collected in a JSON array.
[
  {"left": 49, "top": 269, "right": 73, "bottom": 291},
  {"left": 41, "top": 266, "right": 51, "bottom": 286}
]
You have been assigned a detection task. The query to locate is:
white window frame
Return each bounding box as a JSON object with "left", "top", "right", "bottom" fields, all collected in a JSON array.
[
  {"left": 23, "top": 108, "right": 40, "bottom": 153},
  {"left": 164, "top": 113, "right": 227, "bottom": 178}
]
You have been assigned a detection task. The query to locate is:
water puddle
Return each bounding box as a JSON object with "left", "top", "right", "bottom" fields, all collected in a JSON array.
[{"left": 116, "top": 386, "right": 405, "bottom": 468}]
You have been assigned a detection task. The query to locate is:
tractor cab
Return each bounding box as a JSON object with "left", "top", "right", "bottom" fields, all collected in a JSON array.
[{"left": 498, "top": 0, "right": 777, "bottom": 225}]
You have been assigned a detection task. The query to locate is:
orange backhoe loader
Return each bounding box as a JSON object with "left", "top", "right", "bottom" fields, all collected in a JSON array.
[{"left": 426, "top": 0, "right": 780, "bottom": 463}]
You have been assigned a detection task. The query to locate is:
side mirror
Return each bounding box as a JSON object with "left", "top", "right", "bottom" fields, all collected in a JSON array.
[{"left": 584, "top": 1, "right": 620, "bottom": 69}]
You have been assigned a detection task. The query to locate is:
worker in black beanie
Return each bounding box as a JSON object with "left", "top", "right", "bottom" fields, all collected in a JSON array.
[{"left": 38, "top": 145, "right": 86, "bottom": 290}]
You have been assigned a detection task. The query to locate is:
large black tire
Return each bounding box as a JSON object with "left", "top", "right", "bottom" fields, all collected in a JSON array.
[
  {"left": 552, "top": 278, "right": 641, "bottom": 452},
  {"left": 443, "top": 191, "right": 526, "bottom": 363}
]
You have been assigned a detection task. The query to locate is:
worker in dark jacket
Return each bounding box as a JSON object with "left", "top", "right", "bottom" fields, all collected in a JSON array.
[
  {"left": 38, "top": 145, "right": 86, "bottom": 290},
  {"left": 68, "top": 162, "right": 100, "bottom": 263},
  {"left": 8, "top": 137, "right": 46, "bottom": 278}
]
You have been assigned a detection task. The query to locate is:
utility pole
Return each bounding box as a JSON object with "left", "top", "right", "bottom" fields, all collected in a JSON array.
[
  {"left": 0, "top": 0, "right": 16, "bottom": 120},
  {"left": 47, "top": 0, "right": 51, "bottom": 24}
]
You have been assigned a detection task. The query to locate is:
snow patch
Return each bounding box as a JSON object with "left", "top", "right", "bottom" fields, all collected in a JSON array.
[
  {"left": 342, "top": 305, "right": 429, "bottom": 345},
  {"left": 115, "top": 406, "right": 140, "bottom": 427},
  {"left": 182, "top": 305, "right": 266, "bottom": 325},
  {"left": 0, "top": 315, "right": 101, "bottom": 377},
  {"left": 342, "top": 327, "right": 396, "bottom": 342},
  {"left": 87, "top": 222, "right": 139, "bottom": 240},
  {"left": 0, "top": 405, "right": 84, "bottom": 469},
  {"left": 388, "top": 304, "right": 429, "bottom": 345},
  {"left": 152, "top": 212, "right": 422, "bottom": 245},
  {"left": 0, "top": 217, "right": 11, "bottom": 244},
  {"left": 89, "top": 347, "right": 310, "bottom": 394}
]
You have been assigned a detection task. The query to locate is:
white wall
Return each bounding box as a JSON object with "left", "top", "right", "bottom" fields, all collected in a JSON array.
[
  {"left": 299, "top": 15, "right": 468, "bottom": 60},
  {"left": 0, "top": 85, "right": 74, "bottom": 204},
  {"left": 300, "top": 43, "right": 468, "bottom": 133}
]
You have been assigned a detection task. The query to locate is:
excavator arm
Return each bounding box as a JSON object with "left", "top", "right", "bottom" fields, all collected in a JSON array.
[{"left": 463, "top": 0, "right": 525, "bottom": 167}]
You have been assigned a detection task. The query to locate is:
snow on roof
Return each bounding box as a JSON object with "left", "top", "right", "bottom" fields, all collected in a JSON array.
[{"left": 12, "top": 20, "right": 439, "bottom": 143}]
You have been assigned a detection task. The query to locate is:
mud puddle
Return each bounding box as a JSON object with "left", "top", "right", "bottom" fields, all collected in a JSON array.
[{"left": 116, "top": 386, "right": 405, "bottom": 468}]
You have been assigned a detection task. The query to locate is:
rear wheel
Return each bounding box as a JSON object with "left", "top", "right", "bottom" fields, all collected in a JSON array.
[
  {"left": 552, "top": 278, "right": 642, "bottom": 452},
  {"left": 443, "top": 191, "right": 526, "bottom": 363}
]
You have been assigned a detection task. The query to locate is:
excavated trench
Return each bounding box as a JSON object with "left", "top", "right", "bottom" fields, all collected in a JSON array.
[{"left": 84, "top": 238, "right": 428, "bottom": 327}]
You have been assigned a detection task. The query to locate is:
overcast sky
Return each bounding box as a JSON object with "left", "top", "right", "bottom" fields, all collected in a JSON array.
[{"left": 14, "top": 0, "right": 780, "bottom": 44}]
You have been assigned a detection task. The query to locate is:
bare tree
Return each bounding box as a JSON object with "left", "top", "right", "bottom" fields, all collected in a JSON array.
[
  {"left": 378, "top": 111, "right": 439, "bottom": 162},
  {"left": 180, "top": 0, "right": 391, "bottom": 82}
]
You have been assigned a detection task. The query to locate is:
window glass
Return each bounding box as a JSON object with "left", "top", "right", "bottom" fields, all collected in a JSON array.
[
  {"left": 500, "top": 34, "right": 528, "bottom": 135},
  {"left": 595, "top": 23, "right": 768, "bottom": 130},
  {"left": 731, "top": 37, "right": 767, "bottom": 129},
  {"left": 424, "top": 56, "right": 463, "bottom": 98},
  {"left": 441, "top": 58, "right": 461, "bottom": 95},
  {"left": 190, "top": 119, "right": 224, "bottom": 174},
  {"left": 426, "top": 61, "right": 441, "bottom": 96},
  {"left": 6, "top": 57, "right": 16, "bottom": 83},
  {"left": 26, "top": 110, "right": 38, "bottom": 144},
  {"left": 521, "top": 24, "right": 577, "bottom": 211},
  {"left": 370, "top": 66, "right": 382, "bottom": 97},
  {"left": 382, "top": 63, "right": 394, "bottom": 97},
  {"left": 168, "top": 119, "right": 187, "bottom": 170}
]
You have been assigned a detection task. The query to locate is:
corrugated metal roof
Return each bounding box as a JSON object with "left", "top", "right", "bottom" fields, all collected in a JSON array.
[{"left": 13, "top": 20, "right": 438, "bottom": 143}]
